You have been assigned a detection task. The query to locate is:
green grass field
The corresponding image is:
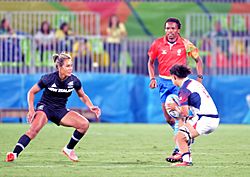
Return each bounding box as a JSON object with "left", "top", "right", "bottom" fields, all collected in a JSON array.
[{"left": 0, "top": 123, "right": 250, "bottom": 177}]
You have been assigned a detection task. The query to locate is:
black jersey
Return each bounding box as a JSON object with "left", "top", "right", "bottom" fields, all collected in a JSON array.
[{"left": 37, "top": 71, "right": 82, "bottom": 108}]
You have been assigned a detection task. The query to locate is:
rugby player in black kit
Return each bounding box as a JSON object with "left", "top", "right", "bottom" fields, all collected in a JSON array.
[{"left": 6, "top": 52, "right": 101, "bottom": 162}]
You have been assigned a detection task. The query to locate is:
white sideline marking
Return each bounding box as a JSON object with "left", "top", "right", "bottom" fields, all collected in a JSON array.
[
  {"left": 14, "top": 165, "right": 164, "bottom": 169},
  {"left": 12, "top": 165, "right": 250, "bottom": 169},
  {"left": 24, "top": 152, "right": 244, "bottom": 156},
  {"left": 25, "top": 152, "right": 165, "bottom": 155}
]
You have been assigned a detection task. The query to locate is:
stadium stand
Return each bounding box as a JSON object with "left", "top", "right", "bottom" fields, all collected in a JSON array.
[
  {"left": 0, "top": 11, "right": 100, "bottom": 35},
  {"left": 0, "top": 0, "right": 250, "bottom": 75},
  {"left": 1, "top": 0, "right": 250, "bottom": 124}
]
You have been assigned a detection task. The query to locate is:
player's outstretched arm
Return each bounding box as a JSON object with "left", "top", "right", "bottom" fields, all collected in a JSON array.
[
  {"left": 27, "top": 84, "right": 41, "bottom": 123},
  {"left": 76, "top": 88, "right": 101, "bottom": 119}
]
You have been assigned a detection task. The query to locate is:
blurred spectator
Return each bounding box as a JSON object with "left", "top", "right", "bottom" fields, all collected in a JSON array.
[
  {"left": 0, "top": 18, "right": 23, "bottom": 66},
  {"left": 104, "top": 15, "right": 127, "bottom": 72},
  {"left": 0, "top": 18, "right": 14, "bottom": 35},
  {"left": 208, "top": 20, "right": 230, "bottom": 64},
  {"left": 34, "top": 21, "right": 55, "bottom": 62},
  {"left": 34, "top": 21, "right": 55, "bottom": 47},
  {"left": 73, "top": 38, "right": 92, "bottom": 71},
  {"left": 205, "top": 19, "right": 248, "bottom": 72},
  {"left": 228, "top": 16, "right": 248, "bottom": 71},
  {"left": 55, "top": 22, "right": 73, "bottom": 40},
  {"left": 229, "top": 38, "right": 247, "bottom": 71},
  {"left": 230, "top": 15, "right": 247, "bottom": 37},
  {"left": 209, "top": 20, "right": 228, "bottom": 38},
  {"left": 55, "top": 22, "right": 74, "bottom": 53}
]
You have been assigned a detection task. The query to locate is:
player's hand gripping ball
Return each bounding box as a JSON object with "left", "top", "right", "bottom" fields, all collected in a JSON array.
[{"left": 165, "top": 94, "right": 180, "bottom": 119}]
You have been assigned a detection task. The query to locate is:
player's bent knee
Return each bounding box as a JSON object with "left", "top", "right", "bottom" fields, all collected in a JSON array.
[
  {"left": 78, "top": 118, "right": 89, "bottom": 131},
  {"left": 82, "top": 120, "right": 89, "bottom": 130},
  {"left": 178, "top": 126, "right": 192, "bottom": 143}
]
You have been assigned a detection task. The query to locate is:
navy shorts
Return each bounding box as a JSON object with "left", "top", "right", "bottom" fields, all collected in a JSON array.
[{"left": 36, "top": 103, "right": 69, "bottom": 126}]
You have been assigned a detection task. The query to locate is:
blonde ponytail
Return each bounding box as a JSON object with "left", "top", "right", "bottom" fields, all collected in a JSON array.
[
  {"left": 52, "top": 54, "right": 59, "bottom": 63},
  {"left": 52, "top": 52, "right": 71, "bottom": 69}
]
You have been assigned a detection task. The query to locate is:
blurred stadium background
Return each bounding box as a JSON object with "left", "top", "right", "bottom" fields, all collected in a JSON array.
[
  {"left": 0, "top": 0, "right": 250, "bottom": 124},
  {"left": 1, "top": 1, "right": 250, "bottom": 177}
]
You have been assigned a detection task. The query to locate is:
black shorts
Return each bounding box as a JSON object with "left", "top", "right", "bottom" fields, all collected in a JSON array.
[{"left": 36, "top": 103, "right": 69, "bottom": 126}]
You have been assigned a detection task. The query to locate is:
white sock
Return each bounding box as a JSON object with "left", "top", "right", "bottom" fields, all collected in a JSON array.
[
  {"left": 64, "top": 146, "right": 72, "bottom": 154},
  {"left": 182, "top": 153, "right": 192, "bottom": 162},
  {"left": 13, "top": 153, "right": 17, "bottom": 159}
]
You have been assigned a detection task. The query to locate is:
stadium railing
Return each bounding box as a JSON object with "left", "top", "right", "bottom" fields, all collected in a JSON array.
[
  {"left": 0, "top": 11, "right": 100, "bottom": 36},
  {"left": 1, "top": 35, "right": 250, "bottom": 75},
  {"left": 189, "top": 37, "right": 250, "bottom": 75},
  {"left": 185, "top": 13, "right": 250, "bottom": 75},
  {"left": 0, "top": 35, "right": 152, "bottom": 75},
  {"left": 0, "top": 36, "right": 250, "bottom": 75},
  {"left": 186, "top": 13, "right": 250, "bottom": 38}
]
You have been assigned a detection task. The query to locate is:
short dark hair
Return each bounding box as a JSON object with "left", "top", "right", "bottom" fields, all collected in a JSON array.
[
  {"left": 60, "top": 22, "right": 68, "bottom": 30},
  {"left": 164, "top": 17, "right": 181, "bottom": 29},
  {"left": 170, "top": 64, "right": 191, "bottom": 78}
]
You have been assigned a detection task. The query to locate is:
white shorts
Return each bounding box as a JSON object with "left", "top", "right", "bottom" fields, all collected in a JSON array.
[{"left": 187, "top": 115, "right": 220, "bottom": 135}]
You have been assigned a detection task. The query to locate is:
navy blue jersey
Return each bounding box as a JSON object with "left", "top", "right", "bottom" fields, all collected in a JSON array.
[{"left": 37, "top": 71, "right": 82, "bottom": 108}]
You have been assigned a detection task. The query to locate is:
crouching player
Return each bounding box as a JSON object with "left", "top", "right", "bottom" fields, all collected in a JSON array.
[
  {"left": 6, "top": 52, "right": 101, "bottom": 162},
  {"left": 167, "top": 64, "right": 220, "bottom": 166}
]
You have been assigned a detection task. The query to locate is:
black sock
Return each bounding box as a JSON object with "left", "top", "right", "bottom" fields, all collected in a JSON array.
[
  {"left": 13, "top": 134, "right": 31, "bottom": 157},
  {"left": 66, "top": 130, "right": 85, "bottom": 149}
]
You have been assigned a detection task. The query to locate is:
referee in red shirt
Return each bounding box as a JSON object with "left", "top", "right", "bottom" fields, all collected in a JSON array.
[{"left": 147, "top": 17, "right": 203, "bottom": 163}]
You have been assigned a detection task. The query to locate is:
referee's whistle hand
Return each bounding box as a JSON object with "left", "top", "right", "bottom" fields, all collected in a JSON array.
[
  {"left": 149, "top": 80, "right": 157, "bottom": 89},
  {"left": 196, "top": 77, "right": 203, "bottom": 83}
]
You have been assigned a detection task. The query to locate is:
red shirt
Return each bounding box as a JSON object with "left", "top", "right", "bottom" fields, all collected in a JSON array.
[{"left": 148, "top": 36, "right": 199, "bottom": 76}]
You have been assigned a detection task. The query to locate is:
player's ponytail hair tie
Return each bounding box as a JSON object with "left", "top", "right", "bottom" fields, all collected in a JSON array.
[{"left": 52, "top": 54, "right": 59, "bottom": 63}]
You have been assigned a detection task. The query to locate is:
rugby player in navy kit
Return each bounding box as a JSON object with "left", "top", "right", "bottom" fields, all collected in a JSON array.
[{"left": 6, "top": 52, "right": 101, "bottom": 162}]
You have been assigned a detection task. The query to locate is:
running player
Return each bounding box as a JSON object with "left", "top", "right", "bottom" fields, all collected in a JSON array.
[
  {"left": 6, "top": 52, "right": 101, "bottom": 162},
  {"left": 168, "top": 64, "right": 219, "bottom": 166},
  {"left": 147, "top": 17, "right": 203, "bottom": 162}
]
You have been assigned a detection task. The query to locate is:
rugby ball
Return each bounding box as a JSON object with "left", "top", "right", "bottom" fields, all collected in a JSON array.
[{"left": 165, "top": 94, "right": 180, "bottom": 119}]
